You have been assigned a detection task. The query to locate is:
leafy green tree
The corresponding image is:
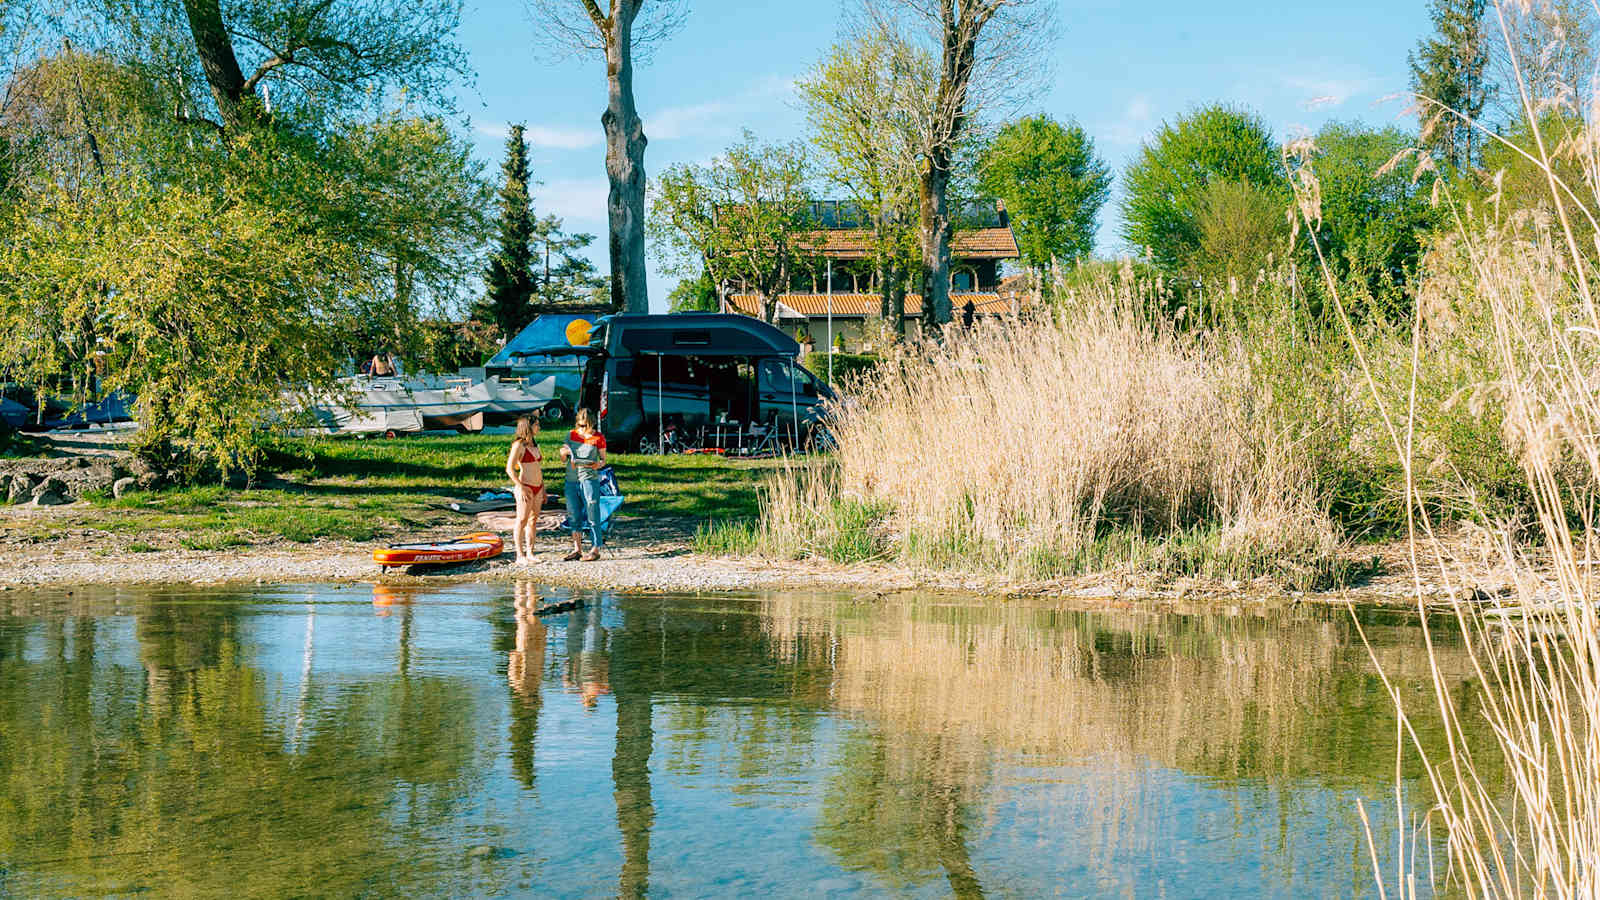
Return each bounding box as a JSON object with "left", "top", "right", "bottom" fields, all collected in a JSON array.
[
  {"left": 1302, "top": 121, "right": 1437, "bottom": 316},
  {"left": 649, "top": 131, "right": 817, "bottom": 323},
  {"left": 797, "top": 28, "right": 930, "bottom": 339},
  {"left": 667, "top": 269, "right": 717, "bottom": 312},
  {"left": 1192, "top": 179, "right": 1290, "bottom": 296},
  {"left": 1408, "top": 0, "right": 1492, "bottom": 171},
  {"left": 0, "top": 0, "right": 486, "bottom": 477},
  {"left": 478, "top": 124, "right": 538, "bottom": 339},
  {"left": 1120, "top": 104, "right": 1282, "bottom": 274},
  {"left": 978, "top": 115, "right": 1110, "bottom": 268}
]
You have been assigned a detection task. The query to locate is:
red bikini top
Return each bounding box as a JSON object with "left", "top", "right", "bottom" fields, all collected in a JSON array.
[{"left": 519, "top": 442, "right": 540, "bottom": 464}]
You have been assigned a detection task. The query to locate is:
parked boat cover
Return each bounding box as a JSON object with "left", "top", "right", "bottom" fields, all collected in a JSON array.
[{"left": 488, "top": 314, "right": 601, "bottom": 367}]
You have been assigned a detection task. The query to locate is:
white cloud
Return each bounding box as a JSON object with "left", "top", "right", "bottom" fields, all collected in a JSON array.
[
  {"left": 647, "top": 76, "right": 798, "bottom": 142},
  {"left": 476, "top": 121, "right": 600, "bottom": 150},
  {"left": 535, "top": 177, "right": 609, "bottom": 228},
  {"left": 525, "top": 125, "right": 602, "bottom": 150},
  {"left": 1100, "top": 94, "right": 1156, "bottom": 146},
  {"left": 648, "top": 99, "right": 736, "bottom": 141}
]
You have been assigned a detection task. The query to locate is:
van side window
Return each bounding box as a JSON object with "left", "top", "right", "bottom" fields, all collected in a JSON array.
[
  {"left": 758, "top": 359, "right": 813, "bottom": 396},
  {"left": 672, "top": 330, "right": 711, "bottom": 346}
]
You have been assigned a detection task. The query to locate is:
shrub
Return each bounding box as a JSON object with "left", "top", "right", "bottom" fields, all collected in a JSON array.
[{"left": 803, "top": 351, "right": 880, "bottom": 387}]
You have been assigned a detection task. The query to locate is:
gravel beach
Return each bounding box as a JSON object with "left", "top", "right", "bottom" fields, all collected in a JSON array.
[{"left": 0, "top": 500, "right": 1524, "bottom": 609}]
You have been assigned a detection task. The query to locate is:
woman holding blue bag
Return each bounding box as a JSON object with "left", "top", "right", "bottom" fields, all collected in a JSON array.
[{"left": 560, "top": 408, "right": 608, "bottom": 561}]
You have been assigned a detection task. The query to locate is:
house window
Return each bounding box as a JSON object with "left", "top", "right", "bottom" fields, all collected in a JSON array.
[{"left": 952, "top": 269, "right": 975, "bottom": 292}]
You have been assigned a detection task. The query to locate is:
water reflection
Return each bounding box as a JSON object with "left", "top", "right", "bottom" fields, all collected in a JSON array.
[{"left": 0, "top": 586, "right": 1481, "bottom": 897}]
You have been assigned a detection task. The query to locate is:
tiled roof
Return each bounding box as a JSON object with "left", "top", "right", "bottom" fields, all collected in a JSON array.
[
  {"left": 726, "top": 292, "right": 1024, "bottom": 319},
  {"left": 804, "top": 227, "right": 1019, "bottom": 261}
]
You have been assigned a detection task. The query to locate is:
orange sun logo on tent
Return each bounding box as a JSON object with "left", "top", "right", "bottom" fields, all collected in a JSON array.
[{"left": 566, "top": 319, "right": 593, "bottom": 346}]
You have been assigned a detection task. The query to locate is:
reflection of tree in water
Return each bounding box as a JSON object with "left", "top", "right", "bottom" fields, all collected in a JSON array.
[
  {"left": 0, "top": 590, "right": 496, "bottom": 898},
  {"left": 817, "top": 729, "right": 987, "bottom": 898}
]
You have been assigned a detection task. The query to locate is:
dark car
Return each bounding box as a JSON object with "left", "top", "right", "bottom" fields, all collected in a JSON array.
[{"left": 532, "top": 313, "right": 835, "bottom": 451}]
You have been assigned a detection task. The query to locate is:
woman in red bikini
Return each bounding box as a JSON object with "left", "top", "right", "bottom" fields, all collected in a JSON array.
[{"left": 504, "top": 416, "right": 544, "bottom": 564}]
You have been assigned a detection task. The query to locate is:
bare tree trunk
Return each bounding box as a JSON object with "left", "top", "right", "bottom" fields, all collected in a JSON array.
[
  {"left": 918, "top": 159, "right": 953, "bottom": 338},
  {"left": 180, "top": 0, "right": 251, "bottom": 129},
  {"left": 603, "top": 3, "right": 650, "bottom": 314}
]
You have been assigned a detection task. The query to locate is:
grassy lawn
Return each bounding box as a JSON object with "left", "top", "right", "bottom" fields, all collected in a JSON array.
[{"left": 0, "top": 432, "right": 780, "bottom": 549}]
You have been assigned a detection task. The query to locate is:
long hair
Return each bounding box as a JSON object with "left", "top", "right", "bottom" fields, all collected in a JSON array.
[
  {"left": 574, "top": 408, "right": 595, "bottom": 432},
  {"left": 514, "top": 415, "right": 538, "bottom": 445}
]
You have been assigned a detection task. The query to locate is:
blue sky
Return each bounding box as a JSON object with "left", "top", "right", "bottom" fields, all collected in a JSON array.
[{"left": 452, "top": 0, "right": 1432, "bottom": 311}]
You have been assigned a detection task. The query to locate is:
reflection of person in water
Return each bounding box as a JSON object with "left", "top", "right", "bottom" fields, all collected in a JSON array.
[
  {"left": 508, "top": 582, "right": 547, "bottom": 699},
  {"left": 563, "top": 601, "right": 611, "bottom": 709},
  {"left": 507, "top": 582, "right": 547, "bottom": 789}
]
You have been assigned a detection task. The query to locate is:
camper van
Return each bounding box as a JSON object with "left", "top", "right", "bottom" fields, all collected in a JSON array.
[{"left": 536, "top": 313, "right": 835, "bottom": 451}]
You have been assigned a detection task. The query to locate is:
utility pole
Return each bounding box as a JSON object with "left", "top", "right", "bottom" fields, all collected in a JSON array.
[{"left": 826, "top": 258, "right": 833, "bottom": 385}]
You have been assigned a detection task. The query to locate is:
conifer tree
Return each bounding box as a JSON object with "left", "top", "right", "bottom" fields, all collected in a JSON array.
[
  {"left": 1409, "top": 0, "right": 1492, "bottom": 171},
  {"left": 478, "top": 124, "right": 537, "bottom": 338}
]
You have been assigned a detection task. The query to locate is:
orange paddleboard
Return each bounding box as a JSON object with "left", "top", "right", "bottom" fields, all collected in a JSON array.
[{"left": 374, "top": 532, "right": 504, "bottom": 568}]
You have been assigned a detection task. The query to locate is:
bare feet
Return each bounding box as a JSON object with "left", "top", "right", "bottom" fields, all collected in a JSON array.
[{"left": 581, "top": 550, "right": 600, "bottom": 562}]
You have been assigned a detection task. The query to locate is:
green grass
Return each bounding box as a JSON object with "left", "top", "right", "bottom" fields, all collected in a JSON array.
[{"left": 5, "top": 432, "right": 775, "bottom": 548}]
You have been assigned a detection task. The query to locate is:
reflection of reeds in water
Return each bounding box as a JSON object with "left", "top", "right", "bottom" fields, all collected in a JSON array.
[
  {"left": 761, "top": 595, "right": 1476, "bottom": 779},
  {"left": 764, "top": 595, "right": 1480, "bottom": 892}
]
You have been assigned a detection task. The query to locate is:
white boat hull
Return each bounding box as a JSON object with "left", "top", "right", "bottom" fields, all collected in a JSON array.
[{"left": 297, "top": 376, "right": 492, "bottom": 434}]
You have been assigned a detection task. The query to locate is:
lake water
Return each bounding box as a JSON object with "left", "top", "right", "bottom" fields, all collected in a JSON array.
[{"left": 0, "top": 583, "right": 1473, "bottom": 898}]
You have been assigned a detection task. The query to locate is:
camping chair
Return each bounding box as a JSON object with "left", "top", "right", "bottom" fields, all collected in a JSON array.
[{"left": 744, "top": 410, "right": 783, "bottom": 457}]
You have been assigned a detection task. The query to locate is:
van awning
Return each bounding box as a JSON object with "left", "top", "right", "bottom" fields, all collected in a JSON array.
[{"left": 618, "top": 324, "right": 799, "bottom": 358}]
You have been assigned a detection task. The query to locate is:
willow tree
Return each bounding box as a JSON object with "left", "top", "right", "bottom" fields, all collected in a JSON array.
[
  {"left": 528, "top": 0, "right": 686, "bottom": 314},
  {"left": 797, "top": 27, "right": 931, "bottom": 340},
  {"left": 0, "top": 1, "right": 486, "bottom": 475},
  {"left": 862, "top": 0, "right": 1054, "bottom": 335}
]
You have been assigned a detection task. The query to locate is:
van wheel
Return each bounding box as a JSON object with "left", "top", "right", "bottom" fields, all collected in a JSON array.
[{"left": 540, "top": 401, "right": 570, "bottom": 424}]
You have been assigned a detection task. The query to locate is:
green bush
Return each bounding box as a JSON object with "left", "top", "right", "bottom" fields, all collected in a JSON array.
[{"left": 803, "top": 351, "right": 879, "bottom": 387}]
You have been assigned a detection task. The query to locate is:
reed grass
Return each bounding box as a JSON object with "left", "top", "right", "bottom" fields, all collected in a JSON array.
[
  {"left": 1299, "top": 10, "right": 1600, "bottom": 891},
  {"left": 731, "top": 275, "right": 1344, "bottom": 586}
]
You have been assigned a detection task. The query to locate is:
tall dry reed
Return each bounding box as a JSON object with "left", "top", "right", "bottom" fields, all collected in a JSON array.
[
  {"left": 1306, "top": 8, "right": 1600, "bottom": 891},
  {"left": 755, "top": 272, "right": 1339, "bottom": 583}
]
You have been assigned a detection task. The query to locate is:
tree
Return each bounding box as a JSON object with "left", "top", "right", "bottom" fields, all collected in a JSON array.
[
  {"left": 1191, "top": 179, "right": 1290, "bottom": 302},
  {"left": 527, "top": 0, "right": 686, "bottom": 315},
  {"left": 649, "top": 132, "right": 817, "bottom": 324},
  {"left": 1488, "top": 0, "right": 1597, "bottom": 125},
  {"left": 1301, "top": 121, "right": 1437, "bottom": 317},
  {"left": 797, "top": 27, "right": 931, "bottom": 339},
  {"left": 1409, "top": 0, "right": 1492, "bottom": 171},
  {"left": 84, "top": 0, "right": 469, "bottom": 134},
  {"left": 0, "top": 3, "right": 487, "bottom": 476},
  {"left": 478, "top": 124, "right": 538, "bottom": 339},
  {"left": 864, "top": 0, "right": 1055, "bottom": 335},
  {"left": 531, "top": 214, "right": 608, "bottom": 310},
  {"left": 666, "top": 269, "right": 717, "bottom": 312},
  {"left": 978, "top": 115, "right": 1110, "bottom": 269},
  {"left": 1120, "top": 104, "right": 1282, "bottom": 274}
]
